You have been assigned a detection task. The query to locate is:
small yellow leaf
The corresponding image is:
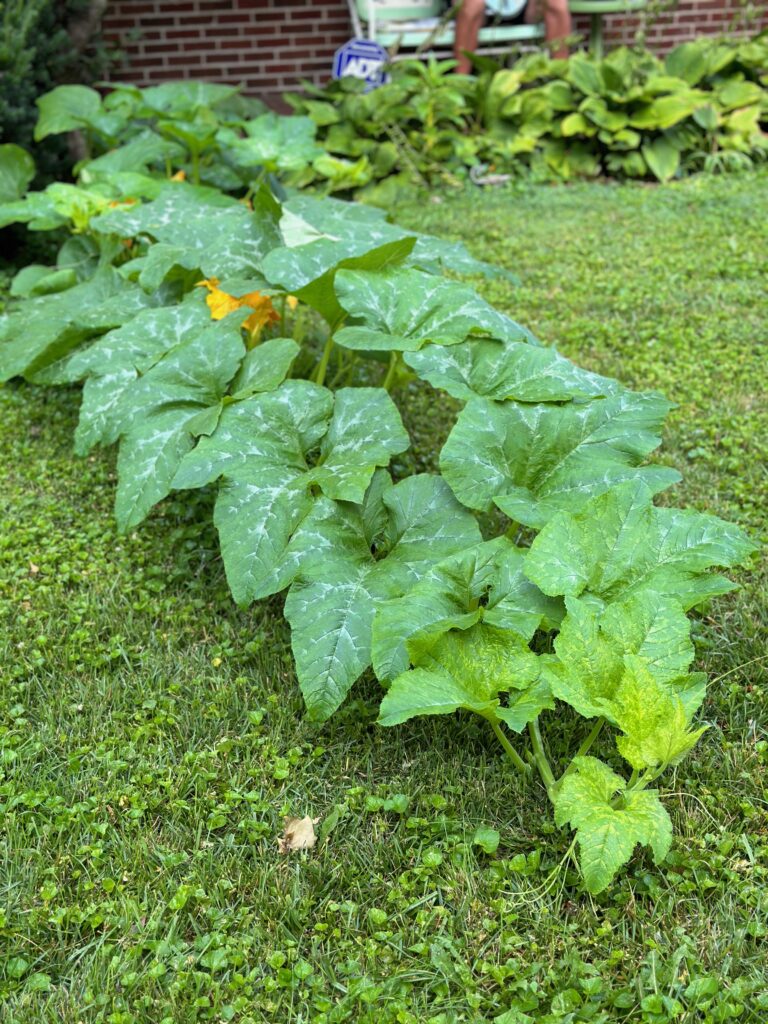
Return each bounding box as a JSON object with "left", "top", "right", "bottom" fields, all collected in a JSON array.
[
  {"left": 286, "top": 295, "right": 299, "bottom": 311},
  {"left": 170, "top": 169, "right": 186, "bottom": 181},
  {"left": 278, "top": 815, "right": 320, "bottom": 854}
]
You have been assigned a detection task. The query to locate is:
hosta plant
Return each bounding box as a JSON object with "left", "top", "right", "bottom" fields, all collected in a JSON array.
[
  {"left": 0, "top": 111, "right": 756, "bottom": 894},
  {"left": 287, "top": 33, "right": 768, "bottom": 196}
]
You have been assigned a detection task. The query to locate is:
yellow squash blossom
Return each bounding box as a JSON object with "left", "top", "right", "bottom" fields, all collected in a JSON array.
[{"left": 196, "top": 278, "right": 282, "bottom": 344}]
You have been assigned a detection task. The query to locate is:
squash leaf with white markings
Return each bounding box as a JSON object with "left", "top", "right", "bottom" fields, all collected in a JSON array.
[
  {"left": 285, "top": 473, "right": 482, "bottom": 720},
  {"left": 440, "top": 392, "right": 680, "bottom": 529},
  {"left": 525, "top": 479, "right": 756, "bottom": 608},
  {"left": 172, "top": 385, "right": 409, "bottom": 605}
]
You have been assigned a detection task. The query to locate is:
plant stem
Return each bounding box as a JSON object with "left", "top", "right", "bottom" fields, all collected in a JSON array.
[
  {"left": 191, "top": 149, "right": 201, "bottom": 185},
  {"left": 489, "top": 720, "right": 530, "bottom": 775},
  {"left": 314, "top": 336, "right": 334, "bottom": 386},
  {"left": 528, "top": 719, "right": 557, "bottom": 798},
  {"left": 558, "top": 717, "right": 606, "bottom": 782},
  {"left": 572, "top": 717, "right": 605, "bottom": 764},
  {"left": 382, "top": 351, "right": 398, "bottom": 391}
]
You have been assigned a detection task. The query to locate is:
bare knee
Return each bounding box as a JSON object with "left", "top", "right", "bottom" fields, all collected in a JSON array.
[{"left": 458, "top": 0, "right": 486, "bottom": 18}]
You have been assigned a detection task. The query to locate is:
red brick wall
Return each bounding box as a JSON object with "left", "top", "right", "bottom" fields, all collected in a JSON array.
[{"left": 102, "top": 0, "right": 768, "bottom": 107}]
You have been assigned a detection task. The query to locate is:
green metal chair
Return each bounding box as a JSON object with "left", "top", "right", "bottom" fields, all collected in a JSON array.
[
  {"left": 567, "top": 0, "right": 649, "bottom": 58},
  {"left": 347, "top": 0, "right": 545, "bottom": 56},
  {"left": 347, "top": 0, "right": 648, "bottom": 58}
]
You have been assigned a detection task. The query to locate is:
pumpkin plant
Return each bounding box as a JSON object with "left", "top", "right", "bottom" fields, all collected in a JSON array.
[{"left": 0, "top": 114, "right": 755, "bottom": 893}]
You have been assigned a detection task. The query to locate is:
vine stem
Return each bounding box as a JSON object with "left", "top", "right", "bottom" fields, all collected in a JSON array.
[
  {"left": 528, "top": 719, "right": 557, "bottom": 799},
  {"left": 382, "top": 352, "right": 398, "bottom": 391},
  {"left": 489, "top": 720, "right": 530, "bottom": 775},
  {"left": 561, "top": 717, "right": 605, "bottom": 780},
  {"left": 313, "top": 336, "right": 334, "bottom": 386}
]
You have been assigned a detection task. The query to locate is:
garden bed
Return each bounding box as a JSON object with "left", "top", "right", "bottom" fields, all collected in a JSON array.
[{"left": 1, "top": 172, "right": 766, "bottom": 1022}]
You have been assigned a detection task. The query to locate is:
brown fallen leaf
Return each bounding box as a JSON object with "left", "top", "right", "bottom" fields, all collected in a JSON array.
[{"left": 279, "top": 815, "right": 320, "bottom": 854}]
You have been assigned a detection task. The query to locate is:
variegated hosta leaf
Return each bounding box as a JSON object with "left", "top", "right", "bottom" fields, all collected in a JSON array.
[
  {"left": 372, "top": 537, "right": 562, "bottom": 684},
  {"left": 541, "top": 593, "right": 695, "bottom": 721},
  {"left": 404, "top": 337, "right": 616, "bottom": 403},
  {"left": 66, "top": 300, "right": 213, "bottom": 454},
  {"left": 440, "top": 392, "right": 680, "bottom": 529},
  {"left": 170, "top": 384, "right": 409, "bottom": 605},
  {"left": 333, "top": 267, "right": 529, "bottom": 352},
  {"left": 284, "top": 474, "right": 481, "bottom": 721},
  {"left": 91, "top": 182, "right": 281, "bottom": 279},
  {"left": 378, "top": 622, "right": 548, "bottom": 730},
  {"left": 114, "top": 320, "right": 245, "bottom": 531},
  {"left": 525, "top": 479, "right": 757, "bottom": 609},
  {"left": 0, "top": 269, "right": 148, "bottom": 383},
  {"left": 613, "top": 657, "right": 707, "bottom": 771},
  {"left": 553, "top": 757, "right": 672, "bottom": 893}
]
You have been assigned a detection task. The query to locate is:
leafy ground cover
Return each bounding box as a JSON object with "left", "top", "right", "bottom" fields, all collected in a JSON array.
[{"left": 1, "top": 172, "right": 767, "bottom": 1022}]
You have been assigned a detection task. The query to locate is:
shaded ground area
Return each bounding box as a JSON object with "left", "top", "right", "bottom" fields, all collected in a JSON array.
[{"left": 1, "top": 173, "right": 766, "bottom": 1022}]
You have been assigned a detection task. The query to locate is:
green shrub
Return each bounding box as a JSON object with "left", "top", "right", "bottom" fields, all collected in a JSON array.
[
  {"left": 285, "top": 34, "right": 768, "bottom": 197},
  {"left": 0, "top": 0, "right": 113, "bottom": 183}
]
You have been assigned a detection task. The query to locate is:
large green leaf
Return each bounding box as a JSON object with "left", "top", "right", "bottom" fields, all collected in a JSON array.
[
  {"left": 91, "top": 183, "right": 281, "bottom": 278},
  {"left": 333, "top": 268, "right": 529, "bottom": 352},
  {"left": 81, "top": 131, "right": 184, "bottom": 175},
  {"left": 440, "top": 393, "right": 679, "bottom": 529},
  {"left": 542, "top": 592, "right": 694, "bottom": 721},
  {"left": 223, "top": 113, "right": 322, "bottom": 172},
  {"left": 65, "top": 300, "right": 212, "bottom": 454},
  {"left": 35, "top": 85, "right": 102, "bottom": 140},
  {"left": 642, "top": 137, "right": 680, "bottom": 183},
  {"left": 553, "top": 757, "right": 672, "bottom": 893},
  {"left": 541, "top": 598, "right": 625, "bottom": 720},
  {"left": 171, "top": 385, "right": 408, "bottom": 605},
  {"left": 664, "top": 42, "right": 708, "bottom": 86},
  {"left": 613, "top": 658, "right": 707, "bottom": 770},
  {"left": 114, "top": 320, "right": 245, "bottom": 531},
  {"left": 229, "top": 337, "right": 299, "bottom": 400},
  {"left": 279, "top": 193, "right": 514, "bottom": 282},
  {"left": 378, "top": 622, "right": 546, "bottom": 730},
  {"left": 404, "top": 337, "right": 615, "bottom": 402},
  {"left": 525, "top": 479, "right": 756, "bottom": 608},
  {"left": 0, "top": 145, "right": 35, "bottom": 202},
  {"left": 0, "top": 270, "right": 155, "bottom": 384},
  {"left": 263, "top": 235, "right": 416, "bottom": 326},
  {"left": 138, "top": 81, "right": 240, "bottom": 116},
  {"left": 372, "top": 537, "right": 560, "bottom": 683},
  {"left": 284, "top": 474, "right": 481, "bottom": 720}
]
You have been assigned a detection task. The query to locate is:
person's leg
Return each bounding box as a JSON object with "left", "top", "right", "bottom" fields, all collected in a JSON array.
[
  {"left": 543, "top": 0, "right": 571, "bottom": 58},
  {"left": 525, "top": 0, "right": 571, "bottom": 58},
  {"left": 453, "top": 0, "right": 485, "bottom": 73}
]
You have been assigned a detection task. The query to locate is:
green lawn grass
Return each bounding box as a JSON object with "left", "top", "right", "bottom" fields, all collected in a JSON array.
[{"left": 1, "top": 173, "right": 767, "bottom": 1024}]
